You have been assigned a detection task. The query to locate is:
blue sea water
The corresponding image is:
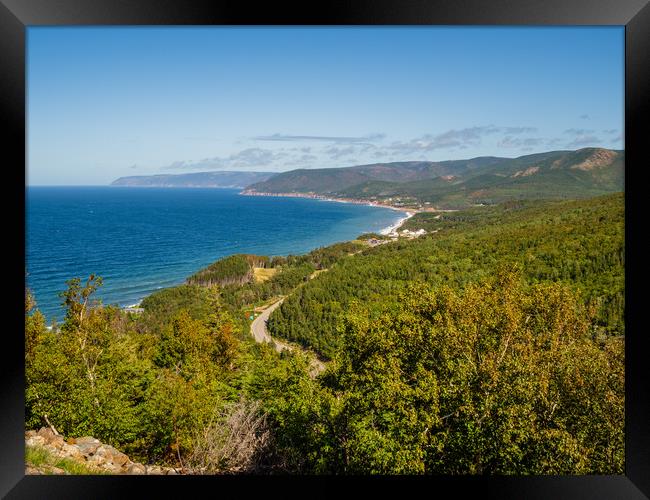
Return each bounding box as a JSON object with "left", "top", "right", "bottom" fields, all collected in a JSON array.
[{"left": 26, "top": 187, "right": 402, "bottom": 323}]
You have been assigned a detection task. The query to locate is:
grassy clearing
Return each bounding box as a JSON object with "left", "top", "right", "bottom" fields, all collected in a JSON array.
[{"left": 253, "top": 267, "right": 278, "bottom": 283}]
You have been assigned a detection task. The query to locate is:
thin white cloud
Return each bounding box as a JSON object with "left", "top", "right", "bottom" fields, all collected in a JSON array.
[
  {"left": 325, "top": 143, "right": 377, "bottom": 160},
  {"left": 564, "top": 128, "right": 596, "bottom": 135},
  {"left": 388, "top": 125, "right": 537, "bottom": 154},
  {"left": 503, "top": 127, "right": 538, "bottom": 134},
  {"left": 565, "top": 135, "right": 603, "bottom": 148},
  {"left": 159, "top": 125, "right": 589, "bottom": 172},
  {"left": 388, "top": 126, "right": 496, "bottom": 154},
  {"left": 162, "top": 148, "right": 286, "bottom": 171},
  {"left": 497, "top": 137, "right": 545, "bottom": 148},
  {"left": 254, "top": 133, "right": 385, "bottom": 143}
]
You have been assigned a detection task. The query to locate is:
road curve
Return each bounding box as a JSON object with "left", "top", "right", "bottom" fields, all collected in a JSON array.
[
  {"left": 250, "top": 299, "right": 290, "bottom": 352},
  {"left": 250, "top": 298, "right": 326, "bottom": 376}
]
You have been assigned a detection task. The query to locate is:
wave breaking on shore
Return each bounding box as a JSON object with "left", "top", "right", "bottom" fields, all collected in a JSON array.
[{"left": 379, "top": 212, "right": 415, "bottom": 235}]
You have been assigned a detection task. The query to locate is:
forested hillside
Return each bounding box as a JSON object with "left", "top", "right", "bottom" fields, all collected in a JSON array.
[
  {"left": 246, "top": 148, "right": 623, "bottom": 209},
  {"left": 187, "top": 254, "right": 268, "bottom": 287},
  {"left": 25, "top": 193, "right": 624, "bottom": 475},
  {"left": 268, "top": 194, "right": 624, "bottom": 358},
  {"left": 245, "top": 158, "right": 501, "bottom": 195}
]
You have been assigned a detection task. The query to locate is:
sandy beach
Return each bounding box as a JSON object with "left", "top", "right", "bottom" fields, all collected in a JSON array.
[
  {"left": 240, "top": 189, "right": 421, "bottom": 237},
  {"left": 379, "top": 211, "right": 415, "bottom": 235}
]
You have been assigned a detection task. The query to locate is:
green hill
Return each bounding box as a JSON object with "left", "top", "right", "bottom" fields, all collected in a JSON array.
[
  {"left": 267, "top": 193, "right": 624, "bottom": 359},
  {"left": 244, "top": 158, "right": 503, "bottom": 195},
  {"left": 246, "top": 148, "right": 624, "bottom": 208}
]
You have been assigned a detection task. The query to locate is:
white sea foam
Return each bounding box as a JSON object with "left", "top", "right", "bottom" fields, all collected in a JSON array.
[{"left": 379, "top": 212, "right": 414, "bottom": 235}]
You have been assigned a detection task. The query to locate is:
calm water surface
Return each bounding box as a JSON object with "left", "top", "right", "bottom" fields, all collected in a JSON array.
[{"left": 26, "top": 187, "right": 401, "bottom": 322}]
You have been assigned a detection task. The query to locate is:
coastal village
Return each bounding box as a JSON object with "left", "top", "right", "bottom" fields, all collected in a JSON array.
[
  {"left": 365, "top": 227, "right": 428, "bottom": 247},
  {"left": 240, "top": 189, "right": 439, "bottom": 213}
]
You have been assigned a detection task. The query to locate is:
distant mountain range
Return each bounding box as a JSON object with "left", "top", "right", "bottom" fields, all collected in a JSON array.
[
  {"left": 243, "top": 157, "right": 501, "bottom": 194},
  {"left": 111, "top": 171, "right": 276, "bottom": 188},
  {"left": 244, "top": 148, "right": 624, "bottom": 208},
  {"left": 110, "top": 148, "right": 623, "bottom": 209}
]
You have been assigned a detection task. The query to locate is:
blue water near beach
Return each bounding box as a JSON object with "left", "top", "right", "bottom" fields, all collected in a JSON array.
[{"left": 26, "top": 186, "right": 402, "bottom": 322}]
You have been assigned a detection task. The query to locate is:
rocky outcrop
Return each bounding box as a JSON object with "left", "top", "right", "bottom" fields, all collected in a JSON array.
[
  {"left": 511, "top": 166, "right": 540, "bottom": 178},
  {"left": 570, "top": 148, "right": 618, "bottom": 171},
  {"left": 25, "top": 428, "right": 180, "bottom": 475}
]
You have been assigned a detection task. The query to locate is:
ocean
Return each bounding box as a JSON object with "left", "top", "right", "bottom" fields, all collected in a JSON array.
[{"left": 26, "top": 186, "right": 402, "bottom": 323}]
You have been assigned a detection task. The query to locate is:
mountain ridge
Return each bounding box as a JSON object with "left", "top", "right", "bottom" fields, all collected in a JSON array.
[
  {"left": 245, "top": 148, "right": 624, "bottom": 208},
  {"left": 111, "top": 170, "right": 276, "bottom": 188}
]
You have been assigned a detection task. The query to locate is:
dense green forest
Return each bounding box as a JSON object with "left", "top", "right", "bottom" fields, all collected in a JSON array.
[
  {"left": 187, "top": 254, "right": 266, "bottom": 286},
  {"left": 25, "top": 192, "right": 624, "bottom": 474},
  {"left": 268, "top": 194, "right": 624, "bottom": 359}
]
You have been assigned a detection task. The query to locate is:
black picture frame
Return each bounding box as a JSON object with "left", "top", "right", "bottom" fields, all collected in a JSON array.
[{"left": 3, "top": 0, "right": 648, "bottom": 498}]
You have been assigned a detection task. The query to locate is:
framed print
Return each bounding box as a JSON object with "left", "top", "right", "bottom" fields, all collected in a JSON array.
[{"left": 3, "top": 0, "right": 649, "bottom": 498}]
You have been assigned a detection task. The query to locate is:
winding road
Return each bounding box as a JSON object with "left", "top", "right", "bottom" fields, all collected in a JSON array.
[
  {"left": 250, "top": 298, "right": 326, "bottom": 377},
  {"left": 250, "top": 299, "right": 290, "bottom": 350}
]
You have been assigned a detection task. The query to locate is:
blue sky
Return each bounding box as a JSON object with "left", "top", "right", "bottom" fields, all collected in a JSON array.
[{"left": 27, "top": 26, "right": 624, "bottom": 185}]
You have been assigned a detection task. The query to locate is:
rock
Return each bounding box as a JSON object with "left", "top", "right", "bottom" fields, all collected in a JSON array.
[
  {"left": 26, "top": 429, "right": 179, "bottom": 475},
  {"left": 112, "top": 451, "right": 130, "bottom": 468},
  {"left": 25, "top": 465, "right": 43, "bottom": 475},
  {"left": 86, "top": 444, "right": 131, "bottom": 472},
  {"left": 126, "top": 463, "right": 146, "bottom": 475},
  {"left": 87, "top": 453, "right": 106, "bottom": 466},
  {"left": 74, "top": 437, "right": 102, "bottom": 456},
  {"left": 101, "top": 462, "right": 126, "bottom": 474},
  {"left": 60, "top": 442, "right": 83, "bottom": 460},
  {"left": 36, "top": 427, "right": 65, "bottom": 448},
  {"left": 94, "top": 444, "right": 115, "bottom": 460},
  {"left": 36, "top": 427, "right": 55, "bottom": 439},
  {"left": 25, "top": 434, "right": 45, "bottom": 448},
  {"left": 146, "top": 465, "right": 164, "bottom": 475}
]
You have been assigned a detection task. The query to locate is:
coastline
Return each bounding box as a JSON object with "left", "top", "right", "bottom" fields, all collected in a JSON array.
[
  {"left": 115, "top": 216, "right": 408, "bottom": 318},
  {"left": 379, "top": 211, "right": 415, "bottom": 235},
  {"left": 239, "top": 189, "right": 421, "bottom": 214},
  {"left": 36, "top": 190, "right": 417, "bottom": 326},
  {"left": 239, "top": 188, "right": 421, "bottom": 237},
  {"left": 112, "top": 195, "right": 408, "bottom": 318}
]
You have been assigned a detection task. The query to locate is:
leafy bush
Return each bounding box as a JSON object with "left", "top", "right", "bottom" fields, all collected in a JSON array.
[{"left": 272, "top": 269, "right": 624, "bottom": 474}]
